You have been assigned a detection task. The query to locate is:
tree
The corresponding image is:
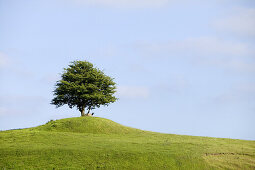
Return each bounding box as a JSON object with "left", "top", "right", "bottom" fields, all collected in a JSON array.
[{"left": 51, "top": 61, "right": 117, "bottom": 116}]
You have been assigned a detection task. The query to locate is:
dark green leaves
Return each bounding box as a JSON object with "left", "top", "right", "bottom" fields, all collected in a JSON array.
[{"left": 51, "top": 61, "right": 117, "bottom": 115}]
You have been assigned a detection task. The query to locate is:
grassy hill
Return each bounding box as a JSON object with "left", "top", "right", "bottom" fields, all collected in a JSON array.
[{"left": 0, "top": 116, "right": 254, "bottom": 169}]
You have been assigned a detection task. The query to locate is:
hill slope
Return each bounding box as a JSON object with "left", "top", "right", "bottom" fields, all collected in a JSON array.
[{"left": 0, "top": 117, "right": 254, "bottom": 169}]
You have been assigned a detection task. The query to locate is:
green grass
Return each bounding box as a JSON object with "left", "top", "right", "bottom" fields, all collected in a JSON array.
[{"left": 0, "top": 116, "right": 254, "bottom": 169}]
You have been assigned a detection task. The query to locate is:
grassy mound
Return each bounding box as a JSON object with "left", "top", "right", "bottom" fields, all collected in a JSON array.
[
  {"left": 34, "top": 116, "right": 143, "bottom": 134},
  {"left": 0, "top": 116, "right": 255, "bottom": 169}
]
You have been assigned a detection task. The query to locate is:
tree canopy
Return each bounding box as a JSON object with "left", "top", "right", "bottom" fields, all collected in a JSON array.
[{"left": 51, "top": 61, "right": 117, "bottom": 116}]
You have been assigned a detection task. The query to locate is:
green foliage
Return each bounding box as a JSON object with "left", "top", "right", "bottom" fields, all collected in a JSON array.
[
  {"left": 0, "top": 117, "right": 254, "bottom": 169},
  {"left": 51, "top": 61, "right": 117, "bottom": 116}
]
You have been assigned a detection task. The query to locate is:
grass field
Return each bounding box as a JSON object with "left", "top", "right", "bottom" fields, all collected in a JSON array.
[{"left": 0, "top": 116, "right": 254, "bottom": 169}]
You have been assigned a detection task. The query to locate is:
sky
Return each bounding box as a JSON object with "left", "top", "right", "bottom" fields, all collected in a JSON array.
[{"left": 0, "top": 0, "right": 255, "bottom": 140}]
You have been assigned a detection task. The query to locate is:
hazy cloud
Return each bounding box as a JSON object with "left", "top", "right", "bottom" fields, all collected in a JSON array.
[
  {"left": 41, "top": 74, "right": 60, "bottom": 84},
  {"left": 221, "top": 60, "right": 255, "bottom": 73},
  {"left": 0, "top": 52, "right": 9, "bottom": 69},
  {"left": 0, "top": 95, "right": 47, "bottom": 105},
  {"left": 0, "top": 107, "right": 8, "bottom": 116},
  {"left": 214, "top": 8, "right": 255, "bottom": 37},
  {"left": 155, "top": 75, "right": 190, "bottom": 96},
  {"left": 70, "top": 0, "right": 177, "bottom": 8},
  {"left": 214, "top": 83, "right": 255, "bottom": 104},
  {"left": 0, "top": 95, "right": 47, "bottom": 115},
  {"left": 67, "top": 0, "right": 253, "bottom": 9},
  {"left": 0, "top": 107, "right": 21, "bottom": 116},
  {"left": 138, "top": 37, "right": 252, "bottom": 57},
  {"left": 117, "top": 86, "right": 150, "bottom": 99},
  {"left": 0, "top": 53, "right": 35, "bottom": 79},
  {"left": 136, "top": 37, "right": 255, "bottom": 72}
]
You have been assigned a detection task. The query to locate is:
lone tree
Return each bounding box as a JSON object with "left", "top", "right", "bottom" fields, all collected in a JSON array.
[{"left": 51, "top": 61, "right": 117, "bottom": 116}]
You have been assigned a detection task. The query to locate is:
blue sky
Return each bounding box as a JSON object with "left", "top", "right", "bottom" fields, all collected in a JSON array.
[{"left": 0, "top": 0, "right": 255, "bottom": 140}]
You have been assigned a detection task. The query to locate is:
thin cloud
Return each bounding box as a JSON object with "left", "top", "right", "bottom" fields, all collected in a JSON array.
[
  {"left": 41, "top": 74, "right": 61, "bottom": 84},
  {"left": 0, "top": 52, "right": 9, "bottom": 69},
  {"left": 70, "top": 0, "right": 175, "bottom": 8},
  {"left": 117, "top": 86, "right": 150, "bottom": 99},
  {"left": 222, "top": 60, "right": 255, "bottom": 73},
  {"left": 138, "top": 37, "right": 252, "bottom": 57},
  {"left": 0, "top": 107, "right": 8, "bottom": 116},
  {"left": 0, "top": 95, "right": 47, "bottom": 115},
  {"left": 213, "top": 83, "right": 255, "bottom": 104},
  {"left": 0, "top": 53, "right": 35, "bottom": 79},
  {"left": 0, "top": 95, "right": 47, "bottom": 106},
  {"left": 136, "top": 37, "right": 255, "bottom": 72},
  {"left": 213, "top": 8, "right": 255, "bottom": 37}
]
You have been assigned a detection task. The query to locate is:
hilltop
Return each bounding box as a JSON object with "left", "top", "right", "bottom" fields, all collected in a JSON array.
[
  {"left": 33, "top": 116, "right": 144, "bottom": 134},
  {"left": 0, "top": 117, "right": 254, "bottom": 169}
]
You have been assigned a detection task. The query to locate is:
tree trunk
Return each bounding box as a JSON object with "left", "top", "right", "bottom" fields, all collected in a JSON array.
[
  {"left": 87, "top": 106, "right": 91, "bottom": 114},
  {"left": 81, "top": 107, "right": 85, "bottom": 117}
]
